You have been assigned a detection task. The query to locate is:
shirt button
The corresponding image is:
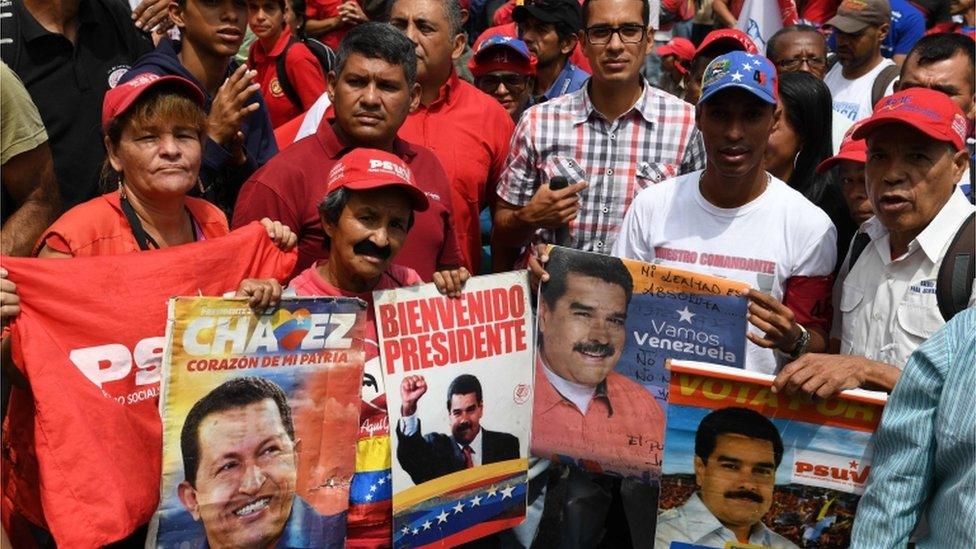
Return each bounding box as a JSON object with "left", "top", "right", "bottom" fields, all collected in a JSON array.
[
  {"left": 606, "top": 168, "right": 613, "bottom": 176},
  {"left": 596, "top": 241, "right": 604, "bottom": 248},
  {"left": 602, "top": 207, "right": 609, "bottom": 213},
  {"left": 609, "top": 133, "right": 616, "bottom": 139}
]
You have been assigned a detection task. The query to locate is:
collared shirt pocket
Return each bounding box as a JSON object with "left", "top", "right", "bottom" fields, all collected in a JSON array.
[
  {"left": 838, "top": 283, "right": 865, "bottom": 354},
  {"left": 635, "top": 161, "right": 679, "bottom": 190},
  {"left": 894, "top": 288, "right": 944, "bottom": 363}
]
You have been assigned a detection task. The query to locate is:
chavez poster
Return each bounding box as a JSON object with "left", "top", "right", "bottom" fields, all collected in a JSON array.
[
  {"left": 531, "top": 246, "right": 750, "bottom": 482},
  {"left": 656, "top": 360, "right": 887, "bottom": 549},
  {"left": 376, "top": 271, "right": 534, "bottom": 548},
  {"left": 150, "top": 297, "right": 366, "bottom": 549}
]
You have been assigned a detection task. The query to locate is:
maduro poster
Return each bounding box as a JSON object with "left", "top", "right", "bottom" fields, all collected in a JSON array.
[
  {"left": 656, "top": 360, "right": 887, "bottom": 549},
  {"left": 150, "top": 297, "right": 367, "bottom": 549},
  {"left": 531, "top": 246, "right": 750, "bottom": 482},
  {"left": 377, "top": 271, "right": 534, "bottom": 548}
]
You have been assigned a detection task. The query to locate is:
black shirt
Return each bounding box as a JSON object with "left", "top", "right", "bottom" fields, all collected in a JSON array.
[{"left": 0, "top": 0, "right": 152, "bottom": 209}]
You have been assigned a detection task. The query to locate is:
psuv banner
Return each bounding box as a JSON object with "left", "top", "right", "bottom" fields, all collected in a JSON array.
[
  {"left": 0, "top": 223, "right": 295, "bottom": 548},
  {"left": 656, "top": 361, "right": 886, "bottom": 548},
  {"left": 376, "top": 271, "right": 534, "bottom": 548},
  {"left": 151, "top": 297, "right": 366, "bottom": 549},
  {"left": 531, "top": 246, "right": 750, "bottom": 483}
]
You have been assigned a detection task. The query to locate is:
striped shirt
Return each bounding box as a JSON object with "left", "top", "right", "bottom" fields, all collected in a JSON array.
[
  {"left": 851, "top": 308, "right": 976, "bottom": 548},
  {"left": 496, "top": 81, "right": 705, "bottom": 254}
]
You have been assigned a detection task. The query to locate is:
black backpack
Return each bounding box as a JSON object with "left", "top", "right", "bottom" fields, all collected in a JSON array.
[
  {"left": 275, "top": 36, "right": 336, "bottom": 111},
  {"left": 848, "top": 212, "right": 976, "bottom": 322}
]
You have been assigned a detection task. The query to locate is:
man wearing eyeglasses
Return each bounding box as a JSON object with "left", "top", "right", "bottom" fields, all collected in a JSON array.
[
  {"left": 495, "top": 0, "right": 703, "bottom": 264},
  {"left": 766, "top": 24, "right": 829, "bottom": 79},
  {"left": 765, "top": 24, "right": 852, "bottom": 153},
  {"left": 495, "top": 0, "right": 702, "bottom": 546},
  {"left": 469, "top": 36, "right": 537, "bottom": 121}
]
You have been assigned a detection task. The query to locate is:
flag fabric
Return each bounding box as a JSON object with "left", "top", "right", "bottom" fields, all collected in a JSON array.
[
  {"left": 1, "top": 223, "right": 296, "bottom": 548},
  {"left": 737, "top": 0, "right": 799, "bottom": 52}
]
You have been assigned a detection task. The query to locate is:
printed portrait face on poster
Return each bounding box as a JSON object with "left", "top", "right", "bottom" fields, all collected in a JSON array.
[
  {"left": 152, "top": 297, "right": 367, "bottom": 549},
  {"left": 530, "top": 247, "right": 751, "bottom": 482},
  {"left": 656, "top": 362, "right": 884, "bottom": 549}
]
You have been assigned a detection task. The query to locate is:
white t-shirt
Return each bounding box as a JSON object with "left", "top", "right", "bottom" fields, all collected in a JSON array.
[
  {"left": 825, "top": 58, "right": 896, "bottom": 125},
  {"left": 612, "top": 171, "right": 837, "bottom": 374}
]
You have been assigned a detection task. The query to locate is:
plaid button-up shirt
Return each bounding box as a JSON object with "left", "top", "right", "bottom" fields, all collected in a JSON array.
[{"left": 497, "top": 81, "right": 705, "bottom": 253}]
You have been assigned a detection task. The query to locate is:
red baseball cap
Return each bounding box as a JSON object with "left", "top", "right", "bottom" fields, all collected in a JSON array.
[
  {"left": 325, "top": 149, "right": 430, "bottom": 211},
  {"left": 853, "top": 88, "right": 968, "bottom": 152},
  {"left": 817, "top": 122, "right": 868, "bottom": 173},
  {"left": 101, "top": 73, "right": 204, "bottom": 130},
  {"left": 657, "top": 37, "right": 696, "bottom": 62},
  {"left": 695, "top": 29, "right": 759, "bottom": 58},
  {"left": 657, "top": 37, "right": 695, "bottom": 74}
]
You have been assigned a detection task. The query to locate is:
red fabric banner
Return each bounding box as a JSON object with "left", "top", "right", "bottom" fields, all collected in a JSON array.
[{"left": 1, "top": 223, "right": 296, "bottom": 548}]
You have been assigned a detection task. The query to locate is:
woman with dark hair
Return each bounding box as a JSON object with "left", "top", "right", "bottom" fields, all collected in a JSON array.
[
  {"left": 766, "top": 71, "right": 858, "bottom": 272},
  {"left": 247, "top": 0, "right": 328, "bottom": 127}
]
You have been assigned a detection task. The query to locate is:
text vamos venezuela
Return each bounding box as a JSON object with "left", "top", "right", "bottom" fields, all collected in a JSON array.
[{"left": 378, "top": 285, "right": 529, "bottom": 373}]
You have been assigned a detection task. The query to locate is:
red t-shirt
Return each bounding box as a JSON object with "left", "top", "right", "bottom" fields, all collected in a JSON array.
[
  {"left": 305, "top": 0, "right": 357, "bottom": 50},
  {"left": 398, "top": 71, "right": 515, "bottom": 274},
  {"left": 799, "top": 0, "right": 840, "bottom": 24},
  {"left": 36, "top": 192, "right": 229, "bottom": 256},
  {"left": 232, "top": 118, "right": 464, "bottom": 282},
  {"left": 248, "top": 30, "right": 328, "bottom": 128}
]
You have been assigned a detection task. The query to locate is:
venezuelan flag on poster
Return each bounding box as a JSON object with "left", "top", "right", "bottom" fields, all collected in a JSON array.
[{"left": 392, "top": 460, "right": 528, "bottom": 548}]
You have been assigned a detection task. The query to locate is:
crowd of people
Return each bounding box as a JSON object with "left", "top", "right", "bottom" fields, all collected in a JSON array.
[{"left": 0, "top": 0, "right": 974, "bottom": 546}]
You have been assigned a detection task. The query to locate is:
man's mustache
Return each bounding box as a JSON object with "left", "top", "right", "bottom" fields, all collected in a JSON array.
[
  {"left": 353, "top": 239, "right": 391, "bottom": 259},
  {"left": 573, "top": 341, "right": 615, "bottom": 357},
  {"left": 455, "top": 421, "right": 472, "bottom": 432},
  {"left": 724, "top": 489, "right": 764, "bottom": 503}
]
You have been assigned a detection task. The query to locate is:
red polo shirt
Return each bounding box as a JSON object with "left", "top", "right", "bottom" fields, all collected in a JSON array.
[
  {"left": 305, "top": 0, "right": 355, "bottom": 50},
  {"left": 398, "top": 71, "right": 515, "bottom": 274},
  {"left": 248, "top": 30, "right": 328, "bottom": 128},
  {"left": 231, "top": 117, "right": 464, "bottom": 282}
]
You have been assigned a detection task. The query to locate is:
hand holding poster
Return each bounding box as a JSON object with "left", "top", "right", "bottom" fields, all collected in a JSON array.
[
  {"left": 151, "top": 297, "right": 367, "bottom": 549},
  {"left": 656, "top": 360, "right": 886, "bottom": 549},
  {"left": 377, "top": 271, "right": 534, "bottom": 548},
  {"left": 531, "top": 247, "right": 750, "bottom": 482}
]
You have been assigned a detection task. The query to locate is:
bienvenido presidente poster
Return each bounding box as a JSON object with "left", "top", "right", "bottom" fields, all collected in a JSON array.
[{"left": 377, "top": 272, "right": 534, "bottom": 548}]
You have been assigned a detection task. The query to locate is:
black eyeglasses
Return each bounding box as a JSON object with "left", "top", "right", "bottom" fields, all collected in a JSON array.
[
  {"left": 775, "top": 55, "right": 827, "bottom": 71},
  {"left": 475, "top": 74, "right": 530, "bottom": 93},
  {"left": 584, "top": 24, "right": 647, "bottom": 45}
]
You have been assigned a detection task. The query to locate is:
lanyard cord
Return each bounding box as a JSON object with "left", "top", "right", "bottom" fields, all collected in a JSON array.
[{"left": 120, "top": 194, "right": 196, "bottom": 251}]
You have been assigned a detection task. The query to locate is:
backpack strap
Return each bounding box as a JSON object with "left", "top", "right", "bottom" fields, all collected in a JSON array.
[
  {"left": 848, "top": 231, "right": 872, "bottom": 272},
  {"left": 275, "top": 37, "right": 304, "bottom": 111},
  {"left": 871, "top": 64, "right": 900, "bottom": 108},
  {"left": 937, "top": 211, "right": 976, "bottom": 322}
]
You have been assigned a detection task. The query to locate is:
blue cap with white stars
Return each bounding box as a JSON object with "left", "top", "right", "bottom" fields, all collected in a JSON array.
[{"left": 698, "top": 51, "right": 778, "bottom": 106}]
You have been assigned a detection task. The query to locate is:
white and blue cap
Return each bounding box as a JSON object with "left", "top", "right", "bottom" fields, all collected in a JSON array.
[{"left": 698, "top": 51, "right": 778, "bottom": 106}]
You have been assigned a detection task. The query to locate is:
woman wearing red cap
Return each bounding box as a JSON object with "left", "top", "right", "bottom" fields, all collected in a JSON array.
[
  {"left": 29, "top": 74, "right": 293, "bottom": 262},
  {"left": 0, "top": 75, "right": 295, "bottom": 315}
]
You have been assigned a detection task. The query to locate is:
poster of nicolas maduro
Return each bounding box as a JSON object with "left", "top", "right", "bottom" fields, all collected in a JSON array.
[
  {"left": 656, "top": 360, "right": 886, "bottom": 549},
  {"left": 377, "top": 271, "right": 534, "bottom": 548},
  {"left": 531, "top": 246, "right": 750, "bottom": 482},
  {"left": 150, "top": 297, "right": 367, "bottom": 549}
]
